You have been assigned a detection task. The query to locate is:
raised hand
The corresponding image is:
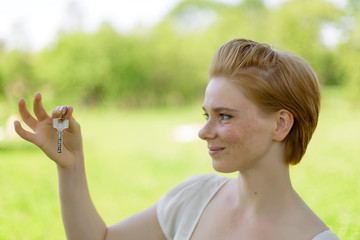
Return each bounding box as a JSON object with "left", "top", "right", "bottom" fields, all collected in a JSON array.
[{"left": 14, "top": 92, "right": 83, "bottom": 168}]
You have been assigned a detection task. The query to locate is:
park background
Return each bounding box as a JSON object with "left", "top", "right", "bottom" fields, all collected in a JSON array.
[{"left": 0, "top": 0, "right": 359, "bottom": 239}]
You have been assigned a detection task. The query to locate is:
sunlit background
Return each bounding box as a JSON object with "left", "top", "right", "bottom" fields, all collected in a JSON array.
[{"left": 0, "top": 0, "right": 359, "bottom": 239}]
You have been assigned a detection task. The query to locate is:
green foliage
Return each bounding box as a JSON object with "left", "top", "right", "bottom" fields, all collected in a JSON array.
[
  {"left": 268, "top": 0, "right": 343, "bottom": 85},
  {"left": 333, "top": 2, "right": 360, "bottom": 103},
  {"left": 35, "top": 24, "right": 149, "bottom": 105},
  {"left": 0, "top": 50, "right": 36, "bottom": 99},
  {"left": 0, "top": 0, "right": 358, "bottom": 107}
]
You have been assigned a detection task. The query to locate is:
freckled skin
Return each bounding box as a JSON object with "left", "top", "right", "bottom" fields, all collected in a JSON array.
[{"left": 199, "top": 77, "right": 276, "bottom": 173}]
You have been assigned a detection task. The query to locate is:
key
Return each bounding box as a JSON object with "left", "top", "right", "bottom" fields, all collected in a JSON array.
[{"left": 53, "top": 106, "right": 69, "bottom": 153}]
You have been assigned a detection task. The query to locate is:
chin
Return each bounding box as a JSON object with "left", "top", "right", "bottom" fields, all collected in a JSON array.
[
  {"left": 212, "top": 160, "right": 237, "bottom": 174},
  {"left": 211, "top": 157, "right": 254, "bottom": 173}
]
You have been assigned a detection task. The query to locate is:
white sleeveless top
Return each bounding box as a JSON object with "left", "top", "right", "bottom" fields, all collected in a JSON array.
[{"left": 157, "top": 174, "right": 339, "bottom": 240}]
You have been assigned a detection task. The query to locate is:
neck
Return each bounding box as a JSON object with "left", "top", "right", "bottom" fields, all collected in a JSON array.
[{"left": 232, "top": 157, "right": 297, "bottom": 216}]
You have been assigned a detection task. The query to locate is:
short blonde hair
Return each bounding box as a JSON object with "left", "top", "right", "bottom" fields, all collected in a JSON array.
[{"left": 209, "top": 38, "right": 321, "bottom": 165}]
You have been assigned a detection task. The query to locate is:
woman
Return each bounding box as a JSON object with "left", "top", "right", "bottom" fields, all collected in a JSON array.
[{"left": 14, "top": 38, "right": 338, "bottom": 239}]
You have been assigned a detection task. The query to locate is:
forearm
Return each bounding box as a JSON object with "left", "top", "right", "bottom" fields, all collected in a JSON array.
[{"left": 57, "top": 153, "right": 107, "bottom": 240}]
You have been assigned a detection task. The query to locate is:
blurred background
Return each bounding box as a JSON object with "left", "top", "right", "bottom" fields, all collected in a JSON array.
[{"left": 0, "top": 0, "right": 359, "bottom": 239}]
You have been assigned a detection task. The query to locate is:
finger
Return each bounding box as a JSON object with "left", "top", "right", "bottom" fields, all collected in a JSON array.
[
  {"left": 18, "top": 98, "right": 38, "bottom": 131},
  {"left": 14, "top": 120, "right": 37, "bottom": 145},
  {"left": 64, "top": 106, "right": 73, "bottom": 119},
  {"left": 50, "top": 106, "right": 64, "bottom": 119},
  {"left": 33, "top": 92, "right": 50, "bottom": 121},
  {"left": 64, "top": 106, "right": 81, "bottom": 134}
]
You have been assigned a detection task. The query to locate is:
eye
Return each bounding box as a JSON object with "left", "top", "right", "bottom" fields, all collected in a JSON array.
[{"left": 220, "top": 114, "right": 232, "bottom": 120}]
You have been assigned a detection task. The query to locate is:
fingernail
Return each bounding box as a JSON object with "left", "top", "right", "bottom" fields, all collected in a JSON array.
[{"left": 58, "top": 106, "right": 63, "bottom": 112}]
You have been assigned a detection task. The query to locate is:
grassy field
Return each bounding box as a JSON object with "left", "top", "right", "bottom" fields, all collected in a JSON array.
[{"left": 0, "top": 90, "right": 359, "bottom": 239}]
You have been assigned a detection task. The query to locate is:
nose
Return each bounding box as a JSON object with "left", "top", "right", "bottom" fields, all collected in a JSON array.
[{"left": 198, "top": 120, "right": 216, "bottom": 140}]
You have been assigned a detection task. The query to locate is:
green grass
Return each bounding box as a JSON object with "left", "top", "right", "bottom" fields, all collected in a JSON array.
[{"left": 1, "top": 91, "right": 359, "bottom": 239}]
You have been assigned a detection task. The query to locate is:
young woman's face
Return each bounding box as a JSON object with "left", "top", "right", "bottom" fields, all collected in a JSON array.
[{"left": 198, "top": 77, "right": 276, "bottom": 173}]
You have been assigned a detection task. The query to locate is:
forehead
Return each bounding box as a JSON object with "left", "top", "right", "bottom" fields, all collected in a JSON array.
[{"left": 203, "top": 77, "right": 252, "bottom": 109}]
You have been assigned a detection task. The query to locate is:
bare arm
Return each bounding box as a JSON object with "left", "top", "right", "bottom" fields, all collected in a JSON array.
[
  {"left": 14, "top": 93, "right": 166, "bottom": 240},
  {"left": 105, "top": 204, "right": 166, "bottom": 240}
]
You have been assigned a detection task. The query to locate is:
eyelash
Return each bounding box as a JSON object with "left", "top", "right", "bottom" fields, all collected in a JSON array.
[{"left": 203, "top": 113, "right": 209, "bottom": 120}]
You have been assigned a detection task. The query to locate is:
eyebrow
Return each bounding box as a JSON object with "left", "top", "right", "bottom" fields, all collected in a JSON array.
[{"left": 202, "top": 106, "right": 240, "bottom": 113}]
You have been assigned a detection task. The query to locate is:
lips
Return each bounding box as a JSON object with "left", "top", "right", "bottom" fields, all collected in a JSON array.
[{"left": 208, "top": 146, "right": 225, "bottom": 156}]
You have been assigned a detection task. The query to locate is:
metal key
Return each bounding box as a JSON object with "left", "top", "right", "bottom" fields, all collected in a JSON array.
[{"left": 53, "top": 106, "right": 69, "bottom": 153}]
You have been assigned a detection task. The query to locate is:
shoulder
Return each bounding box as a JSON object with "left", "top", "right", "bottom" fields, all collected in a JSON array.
[
  {"left": 162, "top": 173, "right": 227, "bottom": 196},
  {"left": 156, "top": 174, "right": 229, "bottom": 239},
  {"left": 157, "top": 173, "right": 228, "bottom": 216},
  {"left": 158, "top": 174, "right": 228, "bottom": 209},
  {"left": 294, "top": 209, "right": 338, "bottom": 240},
  {"left": 312, "top": 229, "right": 339, "bottom": 240}
]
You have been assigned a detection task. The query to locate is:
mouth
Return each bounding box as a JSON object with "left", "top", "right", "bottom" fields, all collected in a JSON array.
[{"left": 208, "top": 146, "right": 225, "bottom": 156}]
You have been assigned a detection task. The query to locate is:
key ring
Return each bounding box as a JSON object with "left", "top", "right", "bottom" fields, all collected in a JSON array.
[{"left": 60, "top": 106, "right": 68, "bottom": 121}]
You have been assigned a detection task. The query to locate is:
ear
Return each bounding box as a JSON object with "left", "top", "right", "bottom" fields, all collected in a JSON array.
[{"left": 273, "top": 110, "right": 294, "bottom": 142}]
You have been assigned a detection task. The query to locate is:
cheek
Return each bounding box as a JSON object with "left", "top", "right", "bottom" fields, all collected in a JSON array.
[
  {"left": 241, "top": 123, "right": 260, "bottom": 151},
  {"left": 245, "top": 119, "right": 274, "bottom": 154},
  {"left": 228, "top": 119, "right": 266, "bottom": 151},
  {"left": 222, "top": 123, "right": 255, "bottom": 149}
]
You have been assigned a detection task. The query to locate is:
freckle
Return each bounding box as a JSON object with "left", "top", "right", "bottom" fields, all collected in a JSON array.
[{"left": 254, "top": 192, "right": 257, "bottom": 195}]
